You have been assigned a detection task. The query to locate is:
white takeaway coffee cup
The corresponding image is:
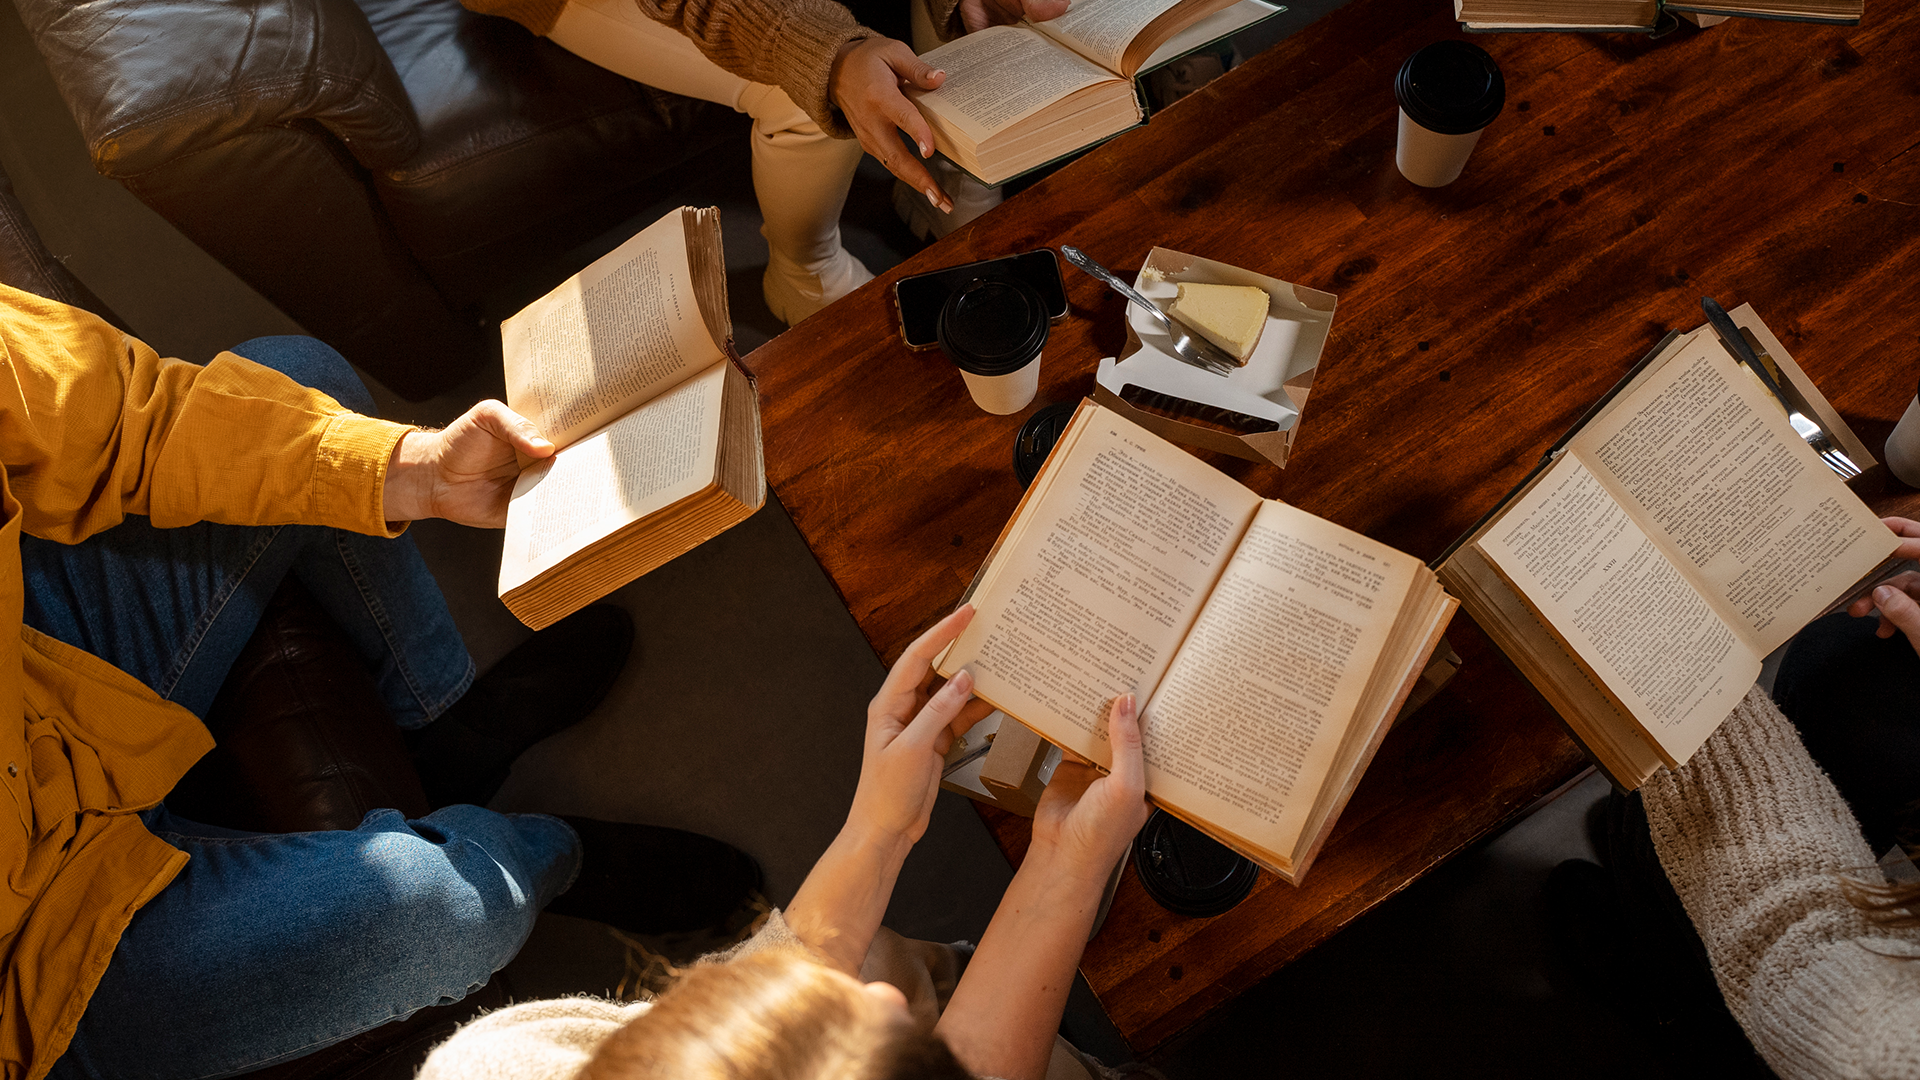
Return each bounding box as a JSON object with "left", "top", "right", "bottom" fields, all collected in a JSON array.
[
  {"left": 939, "top": 277, "right": 1047, "bottom": 416},
  {"left": 1394, "top": 40, "right": 1505, "bottom": 188},
  {"left": 1885, "top": 375, "right": 1920, "bottom": 487}
]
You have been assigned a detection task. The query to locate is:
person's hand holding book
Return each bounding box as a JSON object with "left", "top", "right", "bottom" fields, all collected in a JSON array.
[
  {"left": 830, "top": 37, "right": 954, "bottom": 213},
  {"left": 849, "top": 605, "right": 998, "bottom": 846},
  {"left": 956, "top": 0, "right": 1072, "bottom": 34},
  {"left": 1847, "top": 517, "right": 1920, "bottom": 656},
  {"left": 788, "top": 605, "right": 994, "bottom": 975},
  {"left": 935, "top": 692, "right": 1148, "bottom": 1079},
  {"left": 1031, "top": 693, "right": 1150, "bottom": 888},
  {"left": 382, "top": 400, "right": 553, "bottom": 527}
]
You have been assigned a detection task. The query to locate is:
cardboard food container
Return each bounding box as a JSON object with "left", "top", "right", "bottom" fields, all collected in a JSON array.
[{"left": 1093, "top": 247, "right": 1336, "bottom": 468}]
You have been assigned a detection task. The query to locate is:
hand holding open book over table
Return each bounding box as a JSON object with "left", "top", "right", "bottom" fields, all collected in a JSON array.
[
  {"left": 1438, "top": 312, "right": 1905, "bottom": 789},
  {"left": 495, "top": 207, "right": 765, "bottom": 630},
  {"left": 907, "top": 0, "right": 1284, "bottom": 185},
  {"left": 935, "top": 401, "right": 1457, "bottom": 884},
  {"left": 1847, "top": 517, "right": 1920, "bottom": 655}
]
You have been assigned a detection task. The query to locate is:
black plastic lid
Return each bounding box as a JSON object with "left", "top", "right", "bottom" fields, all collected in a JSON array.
[
  {"left": 1013, "top": 401, "right": 1078, "bottom": 488},
  {"left": 1395, "top": 40, "right": 1505, "bottom": 136},
  {"left": 1132, "top": 809, "right": 1259, "bottom": 918},
  {"left": 938, "top": 277, "right": 1048, "bottom": 376}
]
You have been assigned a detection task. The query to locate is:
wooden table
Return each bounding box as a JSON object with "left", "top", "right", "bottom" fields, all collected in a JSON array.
[{"left": 741, "top": 0, "right": 1920, "bottom": 1052}]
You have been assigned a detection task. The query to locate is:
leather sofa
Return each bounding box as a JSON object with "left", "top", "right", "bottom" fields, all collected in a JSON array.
[
  {"left": 1, "top": 162, "right": 509, "bottom": 1080},
  {"left": 11, "top": 0, "right": 743, "bottom": 400}
]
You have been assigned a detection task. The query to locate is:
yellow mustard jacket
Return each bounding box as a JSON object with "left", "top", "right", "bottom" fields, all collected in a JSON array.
[{"left": 0, "top": 285, "right": 412, "bottom": 1079}]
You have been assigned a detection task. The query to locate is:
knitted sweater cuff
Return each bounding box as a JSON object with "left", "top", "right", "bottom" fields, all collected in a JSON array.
[
  {"left": 758, "top": 0, "right": 873, "bottom": 138},
  {"left": 1644, "top": 686, "right": 1876, "bottom": 889}
]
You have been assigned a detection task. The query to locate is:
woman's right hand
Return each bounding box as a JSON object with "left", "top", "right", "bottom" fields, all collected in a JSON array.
[
  {"left": 847, "top": 606, "right": 996, "bottom": 846},
  {"left": 828, "top": 36, "right": 953, "bottom": 213},
  {"left": 956, "top": 0, "right": 1072, "bottom": 33},
  {"left": 1846, "top": 517, "right": 1920, "bottom": 656},
  {"left": 1030, "top": 693, "right": 1150, "bottom": 886}
]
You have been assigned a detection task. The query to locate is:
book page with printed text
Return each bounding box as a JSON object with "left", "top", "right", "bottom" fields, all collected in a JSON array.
[
  {"left": 1476, "top": 454, "right": 1753, "bottom": 766},
  {"left": 911, "top": 26, "right": 1121, "bottom": 143},
  {"left": 499, "top": 363, "right": 726, "bottom": 595},
  {"left": 940, "top": 407, "right": 1262, "bottom": 765},
  {"left": 502, "top": 211, "right": 725, "bottom": 451},
  {"left": 1142, "top": 500, "right": 1419, "bottom": 859},
  {"left": 1567, "top": 336, "right": 1896, "bottom": 656}
]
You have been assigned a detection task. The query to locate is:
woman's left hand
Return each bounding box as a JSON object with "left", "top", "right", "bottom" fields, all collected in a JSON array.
[
  {"left": 1031, "top": 693, "right": 1150, "bottom": 886},
  {"left": 848, "top": 605, "right": 996, "bottom": 844}
]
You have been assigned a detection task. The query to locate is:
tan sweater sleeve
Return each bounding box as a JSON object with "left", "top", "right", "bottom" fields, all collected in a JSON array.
[
  {"left": 1643, "top": 686, "right": 1920, "bottom": 1080},
  {"left": 461, "top": 0, "right": 873, "bottom": 137}
]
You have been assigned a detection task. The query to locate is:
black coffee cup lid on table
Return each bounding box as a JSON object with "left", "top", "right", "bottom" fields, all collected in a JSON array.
[
  {"left": 1395, "top": 40, "right": 1505, "bottom": 135},
  {"left": 939, "top": 277, "right": 1048, "bottom": 376},
  {"left": 1013, "top": 400, "right": 1078, "bottom": 487},
  {"left": 1133, "top": 808, "right": 1259, "bottom": 918}
]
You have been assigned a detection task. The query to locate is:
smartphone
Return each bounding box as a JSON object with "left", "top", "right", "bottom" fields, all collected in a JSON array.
[{"left": 893, "top": 249, "right": 1068, "bottom": 350}]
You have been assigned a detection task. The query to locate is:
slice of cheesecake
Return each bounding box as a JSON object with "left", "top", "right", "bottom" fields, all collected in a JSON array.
[{"left": 1166, "top": 283, "right": 1269, "bottom": 365}]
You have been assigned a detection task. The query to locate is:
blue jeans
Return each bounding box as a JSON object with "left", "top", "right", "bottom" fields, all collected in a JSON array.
[{"left": 40, "top": 338, "right": 582, "bottom": 1080}]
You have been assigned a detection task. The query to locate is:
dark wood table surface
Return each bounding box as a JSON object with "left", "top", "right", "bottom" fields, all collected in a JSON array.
[{"left": 741, "top": 0, "right": 1920, "bottom": 1051}]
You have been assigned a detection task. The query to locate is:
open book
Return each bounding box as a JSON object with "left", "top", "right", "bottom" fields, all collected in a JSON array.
[
  {"left": 1454, "top": 0, "right": 1858, "bottom": 31},
  {"left": 1437, "top": 320, "right": 1897, "bottom": 788},
  {"left": 496, "top": 207, "right": 765, "bottom": 630},
  {"left": 908, "top": 0, "right": 1281, "bottom": 185},
  {"left": 936, "top": 401, "right": 1457, "bottom": 884}
]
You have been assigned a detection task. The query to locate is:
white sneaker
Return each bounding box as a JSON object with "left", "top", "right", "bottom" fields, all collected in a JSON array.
[
  {"left": 762, "top": 245, "right": 874, "bottom": 327},
  {"left": 893, "top": 158, "right": 1004, "bottom": 241}
]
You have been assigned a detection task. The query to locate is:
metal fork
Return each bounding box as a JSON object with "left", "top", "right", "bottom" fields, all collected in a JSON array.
[
  {"left": 1701, "top": 297, "right": 1861, "bottom": 480},
  {"left": 1060, "top": 246, "right": 1238, "bottom": 376},
  {"left": 1787, "top": 410, "right": 1862, "bottom": 479}
]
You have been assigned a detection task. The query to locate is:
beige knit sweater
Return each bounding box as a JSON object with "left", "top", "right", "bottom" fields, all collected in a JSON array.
[
  {"left": 1642, "top": 686, "right": 1920, "bottom": 1080},
  {"left": 416, "top": 911, "right": 804, "bottom": 1080},
  {"left": 415, "top": 908, "right": 1104, "bottom": 1080}
]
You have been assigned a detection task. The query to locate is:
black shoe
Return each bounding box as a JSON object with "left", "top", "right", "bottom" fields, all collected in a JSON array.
[
  {"left": 545, "top": 816, "right": 763, "bottom": 935},
  {"left": 409, "top": 605, "right": 635, "bottom": 808}
]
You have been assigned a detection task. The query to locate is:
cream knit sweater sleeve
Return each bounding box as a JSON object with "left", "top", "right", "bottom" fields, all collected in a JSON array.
[
  {"left": 415, "top": 912, "right": 809, "bottom": 1080},
  {"left": 1642, "top": 685, "right": 1920, "bottom": 1080}
]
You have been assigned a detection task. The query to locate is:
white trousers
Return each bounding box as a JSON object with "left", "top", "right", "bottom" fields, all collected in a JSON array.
[{"left": 548, "top": 0, "right": 864, "bottom": 275}]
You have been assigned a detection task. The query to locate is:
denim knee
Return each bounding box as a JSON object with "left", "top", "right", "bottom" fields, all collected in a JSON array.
[
  {"left": 229, "top": 335, "right": 377, "bottom": 416},
  {"left": 324, "top": 809, "right": 579, "bottom": 997}
]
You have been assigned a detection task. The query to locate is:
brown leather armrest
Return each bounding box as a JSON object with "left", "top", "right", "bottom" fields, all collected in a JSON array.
[{"left": 14, "top": 0, "right": 421, "bottom": 176}]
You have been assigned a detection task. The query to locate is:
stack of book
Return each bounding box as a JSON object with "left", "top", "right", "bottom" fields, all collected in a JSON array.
[{"left": 1453, "top": 0, "right": 1860, "bottom": 32}]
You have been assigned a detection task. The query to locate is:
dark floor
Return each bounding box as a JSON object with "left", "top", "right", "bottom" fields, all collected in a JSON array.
[{"left": 0, "top": 3, "right": 1737, "bottom": 1074}]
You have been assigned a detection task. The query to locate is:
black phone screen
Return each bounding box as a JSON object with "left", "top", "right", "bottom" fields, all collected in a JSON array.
[{"left": 893, "top": 250, "right": 1068, "bottom": 350}]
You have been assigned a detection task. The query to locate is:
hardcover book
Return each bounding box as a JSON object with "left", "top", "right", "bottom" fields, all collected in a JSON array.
[
  {"left": 1436, "top": 311, "right": 1895, "bottom": 787},
  {"left": 496, "top": 208, "right": 765, "bottom": 629},
  {"left": 937, "top": 401, "right": 1456, "bottom": 884}
]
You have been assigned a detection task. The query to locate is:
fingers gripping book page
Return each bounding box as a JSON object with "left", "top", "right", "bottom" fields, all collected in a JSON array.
[
  {"left": 942, "top": 413, "right": 1262, "bottom": 766},
  {"left": 1032, "top": 0, "right": 1182, "bottom": 73},
  {"left": 1477, "top": 456, "right": 1753, "bottom": 766},
  {"left": 1566, "top": 338, "right": 1895, "bottom": 656},
  {"left": 1030, "top": 0, "right": 1237, "bottom": 75},
  {"left": 1143, "top": 502, "right": 1416, "bottom": 859},
  {"left": 499, "top": 364, "right": 726, "bottom": 594},
  {"left": 501, "top": 212, "right": 726, "bottom": 451},
  {"left": 913, "top": 27, "right": 1121, "bottom": 144}
]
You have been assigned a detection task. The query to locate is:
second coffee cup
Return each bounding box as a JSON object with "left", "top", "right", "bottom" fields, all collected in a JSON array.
[
  {"left": 939, "top": 277, "right": 1048, "bottom": 415},
  {"left": 1394, "top": 40, "right": 1505, "bottom": 188}
]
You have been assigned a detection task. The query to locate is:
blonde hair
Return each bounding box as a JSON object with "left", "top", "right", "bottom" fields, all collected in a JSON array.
[{"left": 580, "top": 947, "right": 970, "bottom": 1080}]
